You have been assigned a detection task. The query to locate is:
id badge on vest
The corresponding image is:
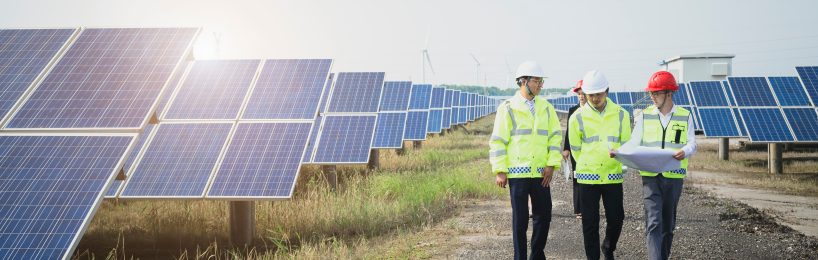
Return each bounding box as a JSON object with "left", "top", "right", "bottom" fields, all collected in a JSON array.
[{"left": 671, "top": 123, "right": 685, "bottom": 144}]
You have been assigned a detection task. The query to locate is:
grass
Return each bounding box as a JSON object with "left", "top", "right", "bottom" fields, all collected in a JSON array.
[
  {"left": 688, "top": 138, "right": 818, "bottom": 197},
  {"left": 74, "top": 116, "right": 503, "bottom": 259}
]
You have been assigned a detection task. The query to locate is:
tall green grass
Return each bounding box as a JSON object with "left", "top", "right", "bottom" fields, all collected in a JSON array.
[{"left": 75, "top": 116, "right": 502, "bottom": 259}]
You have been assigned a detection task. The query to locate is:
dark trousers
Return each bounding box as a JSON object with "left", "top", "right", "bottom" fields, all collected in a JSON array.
[
  {"left": 573, "top": 177, "right": 581, "bottom": 214},
  {"left": 509, "top": 178, "right": 552, "bottom": 260},
  {"left": 642, "top": 175, "right": 684, "bottom": 260},
  {"left": 579, "top": 183, "right": 624, "bottom": 260}
]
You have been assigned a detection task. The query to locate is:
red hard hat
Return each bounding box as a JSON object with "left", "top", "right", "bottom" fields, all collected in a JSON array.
[
  {"left": 645, "top": 71, "right": 678, "bottom": 92},
  {"left": 572, "top": 80, "right": 583, "bottom": 93}
]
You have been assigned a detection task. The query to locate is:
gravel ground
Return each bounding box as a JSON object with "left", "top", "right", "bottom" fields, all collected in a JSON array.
[{"left": 443, "top": 170, "right": 818, "bottom": 259}]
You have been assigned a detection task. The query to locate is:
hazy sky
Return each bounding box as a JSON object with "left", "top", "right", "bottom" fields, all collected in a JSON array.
[{"left": 2, "top": 0, "right": 817, "bottom": 91}]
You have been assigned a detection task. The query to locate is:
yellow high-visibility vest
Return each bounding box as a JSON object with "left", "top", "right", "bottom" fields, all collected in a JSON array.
[
  {"left": 568, "top": 98, "right": 631, "bottom": 184},
  {"left": 639, "top": 106, "right": 690, "bottom": 178},
  {"left": 489, "top": 93, "right": 563, "bottom": 178}
]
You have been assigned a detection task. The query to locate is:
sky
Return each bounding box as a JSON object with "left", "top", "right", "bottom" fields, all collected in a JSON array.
[{"left": 2, "top": 0, "right": 817, "bottom": 92}]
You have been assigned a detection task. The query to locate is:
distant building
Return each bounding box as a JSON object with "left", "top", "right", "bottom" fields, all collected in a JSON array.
[{"left": 660, "top": 53, "right": 735, "bottom": 82}]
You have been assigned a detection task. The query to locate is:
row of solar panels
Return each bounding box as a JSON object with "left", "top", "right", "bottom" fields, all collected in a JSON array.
[
  {"left": 548, "top": 68, "right": 818, "bottom": 143},
  {"left": 0, "top": 27, "right": 499, "bottom": 259}
]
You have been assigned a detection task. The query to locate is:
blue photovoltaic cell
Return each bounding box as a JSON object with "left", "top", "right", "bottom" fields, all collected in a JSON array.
[
  {"left": 0, "top": 29, "right": 75, "bottom": 120},
  {"left": 379, "top": 81, "right": 412, "bottom": 111},
  {"left": 430, "top": 87, "right": 445, "bottom": 108},
  {"left": 768, "top": 76, "right": 811, "bottom": 106},
  {"left": 632, "top": 91, "right": 648, "bottom": 105},
  {"left": 208, "top": 122, "right": 311, "bottom": 198},
  {"left": 722, "top": 81, "right": 735, "bottom": 106},
  {"left": 442, "top": 109, "right": 451, "bottom": 129},
  {"left": 155, "top": 62, "right": 189, "bottom": 118},
  {"left": 242, "top": 59, "right": 332, "bottom": 119},
  {"left": 689, "top": 81, "right": 729, "bottom": 107},
  {"left": 427, "top": 109, "right": 443, "bottom": 133},
  {"left": 458, "top": 107, "right": 468, "bottom": 124},
  {"left": 782, "top": 108, "right": 818, "bottom": 142},
  {"left": 409, "top": 84, "right": 432, "bottom": 110},
  {"left": 728, "top": 77, "right": 777, "bottom": 107},
  {"left": 120, "top": 123, "right": 232, "bottom": 197},
  {"left": 312, "top": 115, "right": 377, "bottom": 164},
  {"left": 106, "top": 124, "right": 157, "bottom": 197},
  {"left": 164, "top": 60, "right": 258, "bottom": 120},
  {"left": 319, "top": 73, "right": 333, "bottom": 113},
  {"left": 739, "top": 108, "right": 794, "bottom": 142},
  {"left": 444, "top": 89, "right": 453, "bottom": 108},
  {"left": 404, "top": 111, "right": 429, "bottom": 140},
  {"left": 698, "top": 108, "right": 741, "bottom": 137},
  {"left": 733, "top": 108, "right": 747, "bottom": 136},
  {"left": 302, "top": 116, "right": 322, "bottom": 163},
  {"left": 689, "top": 106, "right": 701, "bottom": 130},
  {"left": 609, "top": 93, "right": 619, "bottom": 104},
  {"left": 452, "top": 90, "right": 461, "bottom": 107},
  {"left": 373, "top": 112, "right": 407, "bottom": 148},
  {"left": 7, "top": 28, "right": 198, "bottom": 129},
  {"left": 615, "top": 92, "right": 631, "bottom": 104},
  {"left": 326, "top": 72, "right": 384, "bottom": 113},
  {"left": 0, "top": 135, "right": 132, "bottom": 259},
  {"left": 796, "top": 67, "right": 818, "bottom": 105},
  {"left": 673, "top": 83, "right": 691, "bottom": 106}
]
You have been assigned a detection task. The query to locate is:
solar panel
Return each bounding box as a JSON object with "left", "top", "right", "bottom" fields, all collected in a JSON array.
[
  {"left": 0, "top": 135, "right": 133, "bottom": 259},
  {"left": 0, "top": 29, "right": 76, "bottom": 122},
  {"left": 409, "top": 84, "right": 432, "bottom": 110},
  {"left": 372, "top": 112, "right": 407, "bottom": 148},
  {"left": 782, "top": 108, "right": 818, "bottom": 142},
  {"left": 442, "top": 109, "right": 451, "bottom": 129},
  {"left": 458, "top": 107, "right": 468, "bottom": 124},
  {"left": 615, "top": 92, "right": 631, "bottom": 104},
  {"left": 319, "top": 73, "right": 334, "bottom": 113},
  {"left": 155, "top": 62, "right": 189, "bottom": 118},
  {"left": 106, "top": 124, "right": 157, "bottom": 198},
  {"left": 689, "top": 106, "right": 702, "bottom": 131},
  {"left": 443, "top": 89, "right": 453, "bottom": 108},
  {"left": 673, "top": 83, "right": 691, "bottom": 106},
  {"left": 379, "top": 81, "right": 412, "bottom": 111},
  {"left": 312, "top": 115, "right": 377, "bottom": 164},
  {"left": 326, "top": 72, "right": 384, "bottom": 113},
  {"left": 208, "top": 122, "right": 312, "bottom": 198},
  {"left": 796, "top": 66, "right": 818, "bottom": 105},
  {"left": 768, "top": 76, "right": 811, "bottom": 107},
  {"left": 120, "top": 123, "right": 233, "bottom": 198},
  {"left": 738, "top": 108, "right": 794, "bottom": 142},
  {"left": 427, "top": 109, "right": 443, "bottom": 133},
  {"left": 6, "top": 28, "right": 199, "bottom": 129},
  {"left": 164, "top": 60, "right": 259, "bottom": 120},
  {"left": 242, "top": 59, "right": 332, "bottom": 119},
  {"left": 697, "top": 108, "right": 741, "bottom": 137},
  {"left": 733, "top": 108, "right": 747, "bottom": 136},
  {"left": 722, "top": 81, "right": 735, "bottom": 106},
  {"left": 689, "top": 81, "right": 729, "bottom": 107},
  {"left": 404, "top": 111, "right": 429, "bottom": 140},
  {"left": 430, "top": 87, "right": 445, "bottom": 108},
  {"left": 609, "top": 93, "right": 619, "bottom": 103},
  {"left": 727, "top": 77, "right": 777, "bottom": 107}
]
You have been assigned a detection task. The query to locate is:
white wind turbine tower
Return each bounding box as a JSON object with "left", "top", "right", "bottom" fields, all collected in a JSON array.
[
  {"left": 470, "top": 53, "right": 488, "bottom": 95},
  {"left": 421, "top": 31, "right": 435, "bottom": 83}
]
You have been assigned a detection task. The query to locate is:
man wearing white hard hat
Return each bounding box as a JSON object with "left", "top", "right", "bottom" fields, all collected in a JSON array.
[
  {"left": 489, "top": 61, "right": 562, "bottom": 260},
  {"left": 568, "top": 70, "right": 631, "bottom": 260}
]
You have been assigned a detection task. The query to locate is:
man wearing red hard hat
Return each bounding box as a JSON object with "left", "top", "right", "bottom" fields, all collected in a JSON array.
[
  {"left": 623, "top": 71, "right": 697, "bottom": 260},
  {"left": 563, "top": 80, "right": 587, "bottom": 219}
]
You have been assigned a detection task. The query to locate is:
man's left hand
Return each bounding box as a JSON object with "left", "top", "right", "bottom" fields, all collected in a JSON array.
[
  {"left": 673, "top": 150, "right": 685, "bottom": 160},
  {"left": 541, "top": 167, "right": 554, "bottom": 187}
]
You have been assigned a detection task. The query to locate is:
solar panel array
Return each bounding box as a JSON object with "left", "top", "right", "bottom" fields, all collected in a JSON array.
[
  {"left": 0, "top": 27, "right": 199, "bottom": 259},
  {"left": 689, "top": 81, "right": 741, "bottom": 137},
  {"left": 373, "top": 81, "right": 411, "bottom": 149}
]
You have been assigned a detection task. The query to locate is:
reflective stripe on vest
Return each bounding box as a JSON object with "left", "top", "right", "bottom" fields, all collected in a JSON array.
[{"left": 639, "top": 106, "right": 690, "bottom": 179}]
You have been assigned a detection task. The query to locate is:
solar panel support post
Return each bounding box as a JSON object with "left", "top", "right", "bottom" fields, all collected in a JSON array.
[
  {"left": 413, "top": 140, "right": 422, "bottom": 149},
  {"left": 769, "top": 143, "right": 783, "bottom": 175},
  {"left": 718, "top": 138, "right": 729, "bottom": 161},
  {"left": 367, "top": 150, "right": 379, "bottom": 170},
  {"left": 322, "top": 165, "right": 338, "bottom": 191},
  {"left": 229, "top": 201, "right": 255, "bottom": 247}
]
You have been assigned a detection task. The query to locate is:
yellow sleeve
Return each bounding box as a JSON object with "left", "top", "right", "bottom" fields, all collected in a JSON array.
[
  {"left": 489, "top": 102, "right": 512, "bottom": 174},
  {"left": 546, "top": 103, "right": 562, "bottom": 168},
  {"left": 620, "top": 109, "right": 632, "bottom": 144},
  {"left": 568, "top": 112, "right": 583, "bottom": 161}
]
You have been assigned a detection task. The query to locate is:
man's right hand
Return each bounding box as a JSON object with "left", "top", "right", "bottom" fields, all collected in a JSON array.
[
  {"left": 495, "top": 173, "right": 508, "bottom": 188},
  {"left": 562, "top": 150, "right": 570, "bottom": 161}
]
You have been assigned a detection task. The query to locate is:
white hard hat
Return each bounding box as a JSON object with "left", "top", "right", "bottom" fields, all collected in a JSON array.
[
  {"left": 515, "top": 61, "right": 548, "bottom": 79},
  {"left": 581, "top": 70, "right": 609, "bottom": 94}
]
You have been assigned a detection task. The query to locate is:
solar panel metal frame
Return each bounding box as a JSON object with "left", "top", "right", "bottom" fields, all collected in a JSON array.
[
  {"left": 371, "top": 111, "right": 407, "bottom": 149},
  {"left": 325, "top": 72, "right": 385, "bottom": 113},
  {"left": 240, "top": 59, "right": 333, "bottom": 120},
  {"left": 796, "top": 66, "right": 818, "bottom": 106},
  {"left": 105, "top": 123, "right": 159, "bottom": 198},
  {"left": 0, "top": 133, "right": 137, "bottom": 259},
  {"left": 404, "top": 110, "right": 429, "bottom": 141},
  {"left": 696, "top": 107, "right": 742, "bottom": 138},
  {"left": 426, "top": 109, "right": 443, "bottom": 134},
  {"left": 767, "top": 76, "right": 814, "bottom": 107},
  {"left": 118, "top": 121, "right": 235, "bottom": 199},
  {"left": 736, "top": 107, "right": 795, "bottom": 143},
  {"left": 781, "top": 107, "right": 818, "bottom": 143},
  {"left": 3, "top": 27, "right": 201, "bottom": 131},
  {"left": 379, "top": 81, "right": 412, "bottom": 112},
  {"left": 309, "top": 114, "right": 378, "bottom": 165},
  {"left": 726, "top": 76, "right": 779, "bottom": 107},
  {"left": 689, "top": 81, "right": 731, "bottom": 107},
  {"left": 0, "top": 28, "right": 80, "bottom": 127}
]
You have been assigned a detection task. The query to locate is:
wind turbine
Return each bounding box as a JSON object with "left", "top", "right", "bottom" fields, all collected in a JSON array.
[
  {"left": 421, "top": 30, "right": 435, "bottom": 83},
  {"left": 470, "top": 53, "right": 488, "bottom": 95}
]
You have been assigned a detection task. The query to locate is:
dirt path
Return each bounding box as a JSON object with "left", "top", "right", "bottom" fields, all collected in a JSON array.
[
  {"left": 399, "top": 171, "right": 818, "bottom": 259},
  {"left": 689, "top": 170, "right": 818, "bottom": 238}
]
